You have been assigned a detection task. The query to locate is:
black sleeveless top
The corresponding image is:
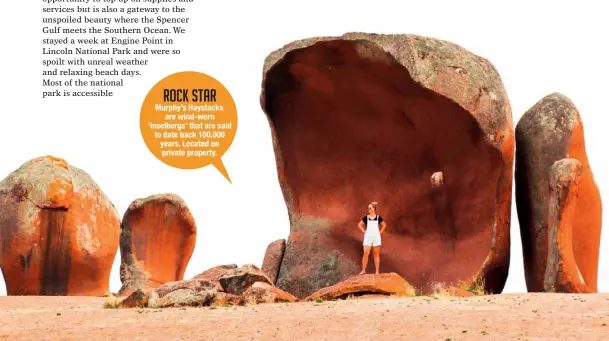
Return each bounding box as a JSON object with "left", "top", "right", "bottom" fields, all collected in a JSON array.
[{"left": 361, "top": 215, "right": 383, "bottom": 228}]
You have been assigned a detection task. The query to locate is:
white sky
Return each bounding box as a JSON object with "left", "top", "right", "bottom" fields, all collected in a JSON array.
[{"left": 1, "top": 0, "right": 608, "bottom": 295}]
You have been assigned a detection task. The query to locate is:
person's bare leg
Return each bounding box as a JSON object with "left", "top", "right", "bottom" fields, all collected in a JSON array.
[
  {"left": 372, "top": 246, "right": 381, "bottom": 275},
  {"left": 360, "top": 246, "right": 371, "bottom": 274}
]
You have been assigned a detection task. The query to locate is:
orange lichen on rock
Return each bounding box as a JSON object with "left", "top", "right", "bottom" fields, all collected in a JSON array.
[
  {"left": 544, "top": 159, "right": 591, "bottom": 293},
  {"left": 516, "top": 93, "right": 602, "bottom": 293},
  {"left": 304, "top": 273, "right": 415, "bottom": 301},
  {"left": 0, "top": 156, "right": 120, "bottom": 296},
  {"left": 118, "top": 194, "right": 196, "bottom": 295},
  {"left": 261, "top": 33, "right": 514, "bottom": 298}
]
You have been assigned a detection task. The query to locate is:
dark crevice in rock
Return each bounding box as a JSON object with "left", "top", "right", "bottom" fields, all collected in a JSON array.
[{"left": 39, "top": 207, "right": 71, "bottom": 296}]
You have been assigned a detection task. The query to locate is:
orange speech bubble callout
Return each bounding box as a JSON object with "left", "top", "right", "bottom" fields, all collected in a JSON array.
[{"left": 140, "top": 71, "right": 238, "bottom": 183}]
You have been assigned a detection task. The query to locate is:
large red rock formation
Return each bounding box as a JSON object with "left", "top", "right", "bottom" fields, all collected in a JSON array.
[
  {"left": 304, "top": 273, "right": 415, "bottom": 301},
  {"left": 119, "top": 194, "right": 196, "bottom": 295},
  {"left": 0, "top": 156, "right": 120, "bottom": 295},
  {"left": 260, "top": 33, "right": 514, "bottom": 298},
  {"left": 515, "top": 93, "right": 602, "bottom": 293},
  {"left": 261, "top": 239, "right": 285, "bottom": 284}
]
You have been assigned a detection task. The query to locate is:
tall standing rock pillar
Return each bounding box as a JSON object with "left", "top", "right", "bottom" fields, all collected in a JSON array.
[
  {"left": 119, "top": 194, "right": 197, "bottom": 295},
  {"left": 516, "top": 93, "right": 602, "bottom": 293}
]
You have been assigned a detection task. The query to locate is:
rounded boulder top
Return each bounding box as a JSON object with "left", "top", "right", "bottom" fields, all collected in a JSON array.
[
  {"left": 119, "top": 193, "right": 197, "bottom": 295},
  {"left": 0, "top": 155, "right": 120, "bottom": 296}
]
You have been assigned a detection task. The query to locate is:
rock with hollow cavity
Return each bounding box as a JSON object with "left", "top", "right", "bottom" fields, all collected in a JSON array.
[
  {"left": 261, "top": 33, "right": 514, "bottom": 298},
  {"left": 346, "top": 293, "right": 389, "bottom": 300},
  {"left": 0, "top": 156, "right": 120, "bottom": 295},
  {"left": 516, "top": 94, "right": 602, "bottom": 293},
  {"left": 261, "top": 239, "right": 285, "bottom": 284},
  {"left": 119, "top": 194, "right": 197, "bottom": 295},
  {"left": 304, "top": 273, "right": 416, "bottom": 301}
]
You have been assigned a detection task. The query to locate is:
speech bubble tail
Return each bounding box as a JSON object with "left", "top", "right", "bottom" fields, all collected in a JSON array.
[{"left": 212, "top": 158, "right": 232, "bottom": 184}]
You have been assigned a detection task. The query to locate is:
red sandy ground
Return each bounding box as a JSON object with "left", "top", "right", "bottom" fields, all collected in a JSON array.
[{"left": 1, "top": 294, "right": 608, "bottom": 340}]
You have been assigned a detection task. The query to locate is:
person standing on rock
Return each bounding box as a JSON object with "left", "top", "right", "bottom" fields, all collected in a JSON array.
[{"left": 358, "top": 201, "right": 386, "bottom": 275}]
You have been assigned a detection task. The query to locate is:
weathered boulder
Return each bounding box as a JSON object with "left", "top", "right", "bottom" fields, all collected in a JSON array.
[
  {"left": 119, "top": 289, "right": 150, "bottom": 308},
  {"left": 209, "top": 292, "right": 245, "bottom": 307},
  {"left": 193, "top": 264, "right": 238, "bottom": 289},
  {"left": 261, "top": 33, "right": 514, "bottom": 298},
  {"left": 515, "top": 94, "right": 602, "bottom": 293},
  {"left": 148, "top": 278, "right": 217, "bottom": 308},
  {"left": 304, "top": 273, "right": 416, "bottom": 301},
  {"left": 243, "top": 281, "right": 297, "bottom": 304},
  {"left": 218, "top": 264, "right": 272, "bottom": 295},
  {"left": 119, "top": 194, "right": 197, "bottom": 295},
  {"left": 0, "top": 156, "right": 120, "bottom": 295},
  {"left": 155, "top": 277, "right": 216, "bottom": 297},
  {"left": 261, "top": 239, "right": 285, "bottom": 284}
]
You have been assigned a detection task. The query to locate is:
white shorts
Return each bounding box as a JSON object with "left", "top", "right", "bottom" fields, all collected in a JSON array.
[{"left": 363, "top": 233, "right": 381, "bottom": 247}]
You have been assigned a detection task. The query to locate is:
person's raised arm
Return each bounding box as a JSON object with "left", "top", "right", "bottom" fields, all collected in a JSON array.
[
  {"left": 431, "top": 171, "right": 444, "bottom": 188},
  {"left": 358, "top": 220, "right": 366, "bottom": 233}
]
